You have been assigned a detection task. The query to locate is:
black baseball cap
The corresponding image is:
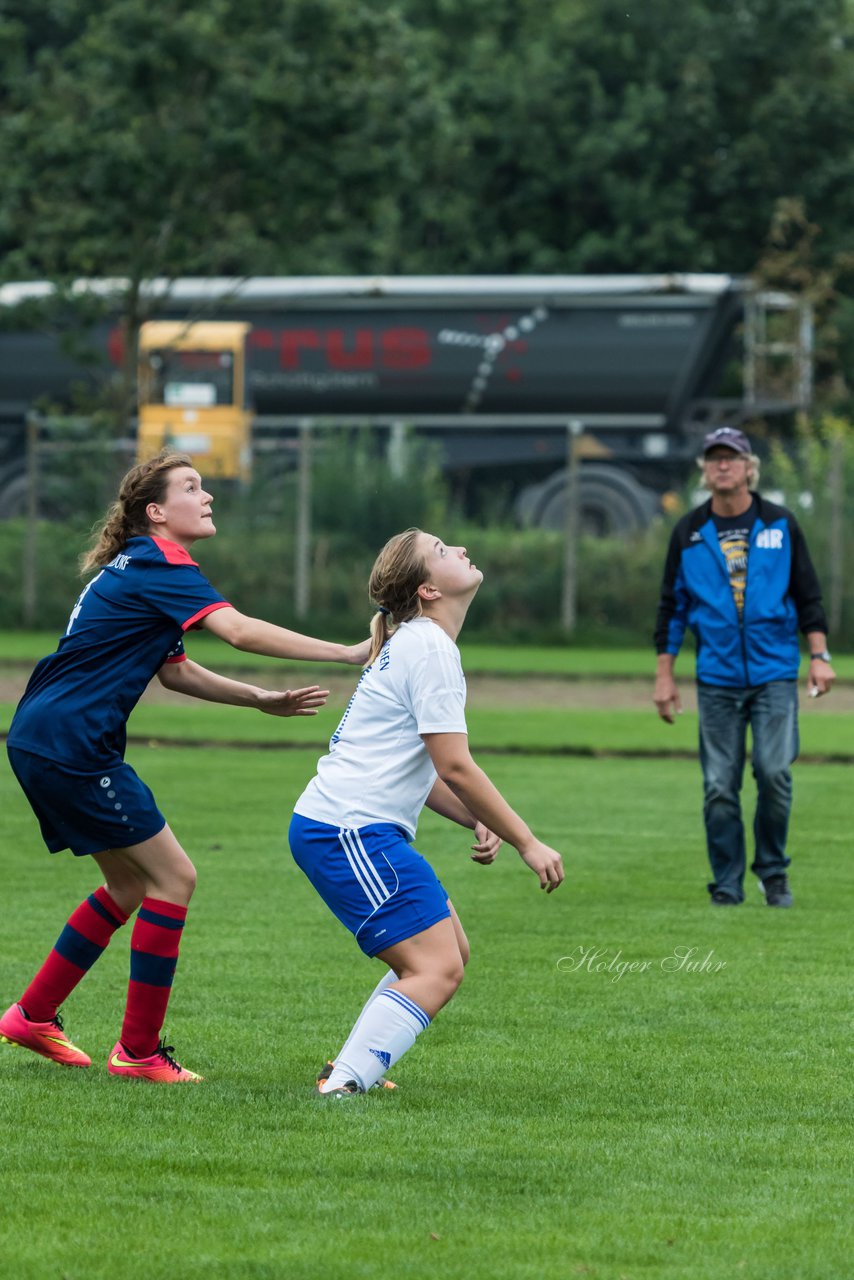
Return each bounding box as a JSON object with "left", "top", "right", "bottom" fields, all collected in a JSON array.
[{"left": 702, "top": 427, "right": 751, "bottom": 456}]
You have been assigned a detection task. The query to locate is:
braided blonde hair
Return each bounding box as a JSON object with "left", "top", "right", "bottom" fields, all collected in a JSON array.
[
  {"left": 366, "top": 527, "right": 428, "bottom": 665},
  {"left": 80, "top": 449, "right": 194, "bottom": 574}
]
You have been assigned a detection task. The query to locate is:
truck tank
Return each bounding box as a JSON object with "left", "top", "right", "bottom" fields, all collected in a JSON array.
[{"left": 0, "top": 275, "right": 810, "bottom": 531}]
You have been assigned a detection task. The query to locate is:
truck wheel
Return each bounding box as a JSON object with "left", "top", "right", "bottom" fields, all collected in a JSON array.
[
  {"left": 520, "top": 465, "right": 660, "bottom": 537},
  {"left": 0, "top": 472, "right": 28, "bottom": 519},
  {"left": 0, "top": 469, "right": 86, "bottom": 521}
]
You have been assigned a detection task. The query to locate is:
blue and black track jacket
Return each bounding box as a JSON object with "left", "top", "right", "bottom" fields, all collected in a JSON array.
[{"left": 654, "top": 493, "right": 828, "bottom": 688}]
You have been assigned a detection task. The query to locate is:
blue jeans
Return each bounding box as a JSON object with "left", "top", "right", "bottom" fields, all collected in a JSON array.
[{"left": 696, "top": 681, "right": 799, "bottom": 902}]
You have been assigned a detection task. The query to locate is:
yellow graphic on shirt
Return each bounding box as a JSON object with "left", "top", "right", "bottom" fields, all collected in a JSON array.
[{"left": 719, "top": 532, "right": 750, "bottom": 616}]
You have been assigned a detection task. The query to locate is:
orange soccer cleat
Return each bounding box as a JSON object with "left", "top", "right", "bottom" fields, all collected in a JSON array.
[
  {"left": 0, "top": 1002, "right": 91, "bottom": 1068},
  {"left": 107, "top": 1039, "right": 203, "bottom": 1083}
]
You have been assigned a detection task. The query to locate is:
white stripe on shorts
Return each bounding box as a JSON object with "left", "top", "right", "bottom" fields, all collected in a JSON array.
[{"left": 338, "top": 827, "right": 392, "bottom": 910}]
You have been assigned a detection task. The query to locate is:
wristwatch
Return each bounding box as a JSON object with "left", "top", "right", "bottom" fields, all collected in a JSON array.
[{"left": 809, "top": 650, "right": 832, "bottom": 662}]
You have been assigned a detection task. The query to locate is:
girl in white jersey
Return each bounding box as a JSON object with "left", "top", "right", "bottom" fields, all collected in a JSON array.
[{"left": 289, "top": 527, "right": 564, "bottom": 1097}]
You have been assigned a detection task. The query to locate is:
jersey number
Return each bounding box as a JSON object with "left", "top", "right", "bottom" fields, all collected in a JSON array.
[{"left": 65, "top": 571, "right": 105, "bottom": 635}]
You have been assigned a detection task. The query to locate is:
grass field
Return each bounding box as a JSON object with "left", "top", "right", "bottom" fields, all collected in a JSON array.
[
  {"left": 1, "top": 654, "right": 852, "bottom": 1280},
  {"left": 4, "top": 700, "right": 853, "bottom": 763},
  {"left": 3, "top": 630, "right": 854, "bottom": 680},
  {"left": 1, "top": 640, "right": 852, "bottom": 763}
]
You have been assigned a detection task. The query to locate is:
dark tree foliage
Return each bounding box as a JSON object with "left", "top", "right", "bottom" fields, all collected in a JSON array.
[
  {"left": 396, "top": 0, "right": 854, "bottom": 274},
  {"left": 0, "top": 0, "right": 449, "bottom": 281},
  {"left": 0, "top": 0, "right": 852, "bottom": 329}
]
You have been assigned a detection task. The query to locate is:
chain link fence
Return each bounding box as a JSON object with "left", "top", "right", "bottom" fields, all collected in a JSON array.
[{"left": 3, "top": 414, "right": 852, "bottom": 647}]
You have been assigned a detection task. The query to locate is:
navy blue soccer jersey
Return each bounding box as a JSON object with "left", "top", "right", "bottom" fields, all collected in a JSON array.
[{"left": 8, "top": 535, "right": 230, "bottom": 767}]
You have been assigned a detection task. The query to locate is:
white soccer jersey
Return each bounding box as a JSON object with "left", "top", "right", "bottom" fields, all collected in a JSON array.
[{"left": 294, "top": 617, "right": 467, "bottom": 839}]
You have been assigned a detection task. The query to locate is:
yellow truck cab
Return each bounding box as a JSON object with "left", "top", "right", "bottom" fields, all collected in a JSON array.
[{"left": 137, "top": 320, "right": 251, "bottom": 481}]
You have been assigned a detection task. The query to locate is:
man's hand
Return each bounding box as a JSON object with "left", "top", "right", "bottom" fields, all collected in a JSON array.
[
  {"left": 807, "top": 657, "right": 835, "bottom": 698},
  {"left": 258, "top": 686, "right": 329, "bottom": 717},
  {"left": 654, "top": 674, "right": 682, "bottom": 724},
  {"left": 470, "top": 822, "right": 501, "bottom": 864}
]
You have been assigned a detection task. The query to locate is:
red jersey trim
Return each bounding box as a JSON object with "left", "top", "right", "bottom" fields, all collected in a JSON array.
[
  {"left": 150, "top": 536, "right": 198, "bottom": 567},
  {"left": 182, "top": 600, "right": 231, "bottom": 632},
  {"left": 165, "top": 653, "right": 187, "bottom": 664}
]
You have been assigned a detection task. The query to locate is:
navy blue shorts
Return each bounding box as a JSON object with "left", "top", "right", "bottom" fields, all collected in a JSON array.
[
  {"left": 7, "top": 747, "right": 167, "bottom": 857},
  {"left": 289, "top": 814, "right": 451, "bottom": 957}
]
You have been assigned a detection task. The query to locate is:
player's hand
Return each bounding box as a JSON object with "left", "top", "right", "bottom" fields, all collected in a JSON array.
[
  {"left": 470, "top": 822, "right": 501, "bottom": 864},
  {"left": 653, "top": 675, "right": 682, "bottom": 724},
  {"left": 258, "top": 686, "right": 329, "bottom": 717},
  {"left": 345, "top": 639, "right": 372, "bottom": 666},
  {"left": 519, "top": 840, "right": 564, "bottom": 893}
]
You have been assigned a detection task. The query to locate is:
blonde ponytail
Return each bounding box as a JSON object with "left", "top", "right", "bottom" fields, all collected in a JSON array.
[
  {"left": 367, "top": 609, "right": 392, "bottom": 667},
  {"left": 366, "top": 529, "right": 427, "bottom": 665}
]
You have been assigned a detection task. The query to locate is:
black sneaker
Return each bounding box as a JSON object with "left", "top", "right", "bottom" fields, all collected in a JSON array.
[
  {"left": 710, "top": 890, "right": 739, "bottom": 905},
  {"left": 762, "top": 875, "right": 793, "bottom": 908},
  {"left": 314, "top": 1077, "right": 363, "bottom": 1099},
  {"left": 316, "top": 1059, "right": 397, "bottom": 1091}
]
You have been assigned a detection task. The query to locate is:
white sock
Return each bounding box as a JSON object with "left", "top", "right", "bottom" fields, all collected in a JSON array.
[
  {"left": 324, "top": 988, "right": 431, "bottom": 1092},
  {"left": 335, "top": 968, "right": 397, "bottom": 1063}
]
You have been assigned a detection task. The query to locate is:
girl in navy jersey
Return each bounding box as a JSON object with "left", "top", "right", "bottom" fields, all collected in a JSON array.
[
  {"left": 1, "top": 450, "right": 367, "bottom": 1083},
  {"left": 289, "top": 527, "right": 565, "bottom": 1097}
]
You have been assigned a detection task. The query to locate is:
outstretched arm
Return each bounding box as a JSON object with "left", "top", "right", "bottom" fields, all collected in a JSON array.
[
  {"left": 200, "top": 606, "right": 370, "bottom": 666},
  {"left": 422, "top": 733, "right": 564, "bottom": 891},
  {"left": 157, "top": 659, "right": 328, "bottom": 717}
]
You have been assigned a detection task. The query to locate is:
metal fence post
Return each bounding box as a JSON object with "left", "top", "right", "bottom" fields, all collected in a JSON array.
[
  {"left": 23, "top": 412, "right": 40, "bottom": 627},
  {"left": 295, "top": 419, "right": 313, "bottom": 619},
  {"left": 387, "top": 421, "right": 409, "bottom": 479},
  {"left": 561, "top": 419, "right": 583, "bottom": 634},
  {"left": 828, "top": 431, "right": 844, "bottom": 635}
]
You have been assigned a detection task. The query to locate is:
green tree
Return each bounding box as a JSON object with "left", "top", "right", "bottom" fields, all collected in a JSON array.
[
  {"left": 0, "top": 0, "right": 455, "bottom": 408},
  {"left": 4, "top": 1, "right": 853, "bottom": 284},
  {"left": 397, "top": 0, "right": 854, "bottom": 274},
  {"left": 753, "top": 197, "right": 854, "bottom": 414},
  {"left": 2, "top": 0, "right": 853, "bottom": 399}
]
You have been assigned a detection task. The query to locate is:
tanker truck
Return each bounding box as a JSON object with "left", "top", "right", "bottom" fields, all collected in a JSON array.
[{"left": 0, "top": 274, "right": 811, "bottom": 533}]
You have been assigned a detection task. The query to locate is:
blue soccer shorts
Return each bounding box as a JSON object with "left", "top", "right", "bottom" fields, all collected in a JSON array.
[
  {"left": 289, "top": 814, "right": 451, "bottom": 957},
  {"left": 7, "top": 747, "right": 167, "bottom": 857}
]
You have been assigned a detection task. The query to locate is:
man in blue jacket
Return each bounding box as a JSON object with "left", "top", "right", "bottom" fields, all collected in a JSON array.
[{"left": 653, "top": 426, "right": 835, "bottom": 907}]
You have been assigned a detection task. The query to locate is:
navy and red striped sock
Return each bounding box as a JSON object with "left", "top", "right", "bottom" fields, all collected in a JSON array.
[
  {"left": 120, "top": 897, "right": 188, "bottom": 1059},
  {"left": 19, "top": 887, "right": 129, "bottom": 1023}
]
